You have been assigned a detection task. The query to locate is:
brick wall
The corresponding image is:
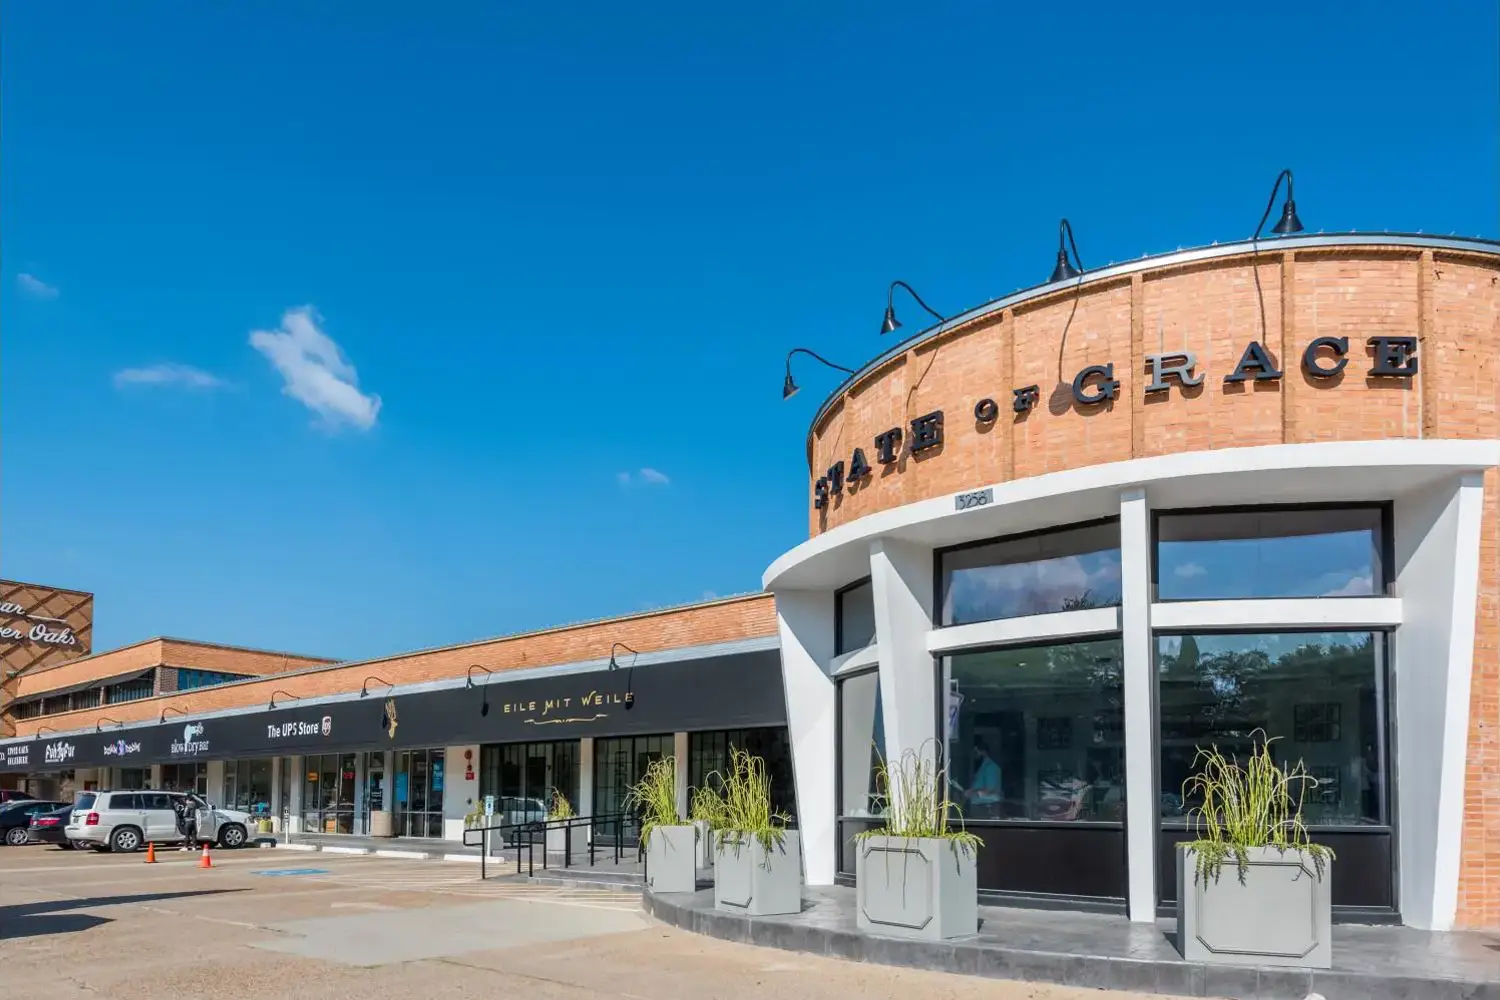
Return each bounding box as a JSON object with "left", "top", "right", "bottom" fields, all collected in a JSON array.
[
  {"left": 806, "top": 244, "right": 1500, "bottom": 929},
  {"left": 11, "top": 639, "right": 334, "bottom": 700},
  {"left": 10, "top": 592, "right": 778, "bottom": 734}
]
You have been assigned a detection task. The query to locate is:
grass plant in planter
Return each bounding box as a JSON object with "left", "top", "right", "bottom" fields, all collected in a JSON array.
[
  {"left": 690, "top": 782, "right": 727, "bottom": 870},
  {"left": 1176, "top": 734, "right": 1336, "bottom": 969},
  {"left": 709, "top": 748, "right": 801, "bottom": 916},
  {"left": 855, "top": 742, "right": 982, "bottom": 941},
  {"left": 545, "top": 788, "right": 588, "bottom": 858},
  {"left": 626, "top": 756, "right": 696, "bottom": 894}
]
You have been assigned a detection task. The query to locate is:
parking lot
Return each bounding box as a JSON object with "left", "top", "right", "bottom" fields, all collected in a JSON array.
[{"left": 0, "top": 844, "right": 1176, "bottom": 1000}]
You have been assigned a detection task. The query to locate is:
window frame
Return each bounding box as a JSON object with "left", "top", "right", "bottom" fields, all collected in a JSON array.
[
  {"left": 1151, "top": 625, "right": 1396, "bottom": 834},
  {"left": 834, "top": 577, "right": 875, "bottom": 656},
  {"left": 1150, "top": 502, "right": 1394, "bottom": 603},
  {"left": 934, "top": 516, "right": 1124, "bottom": 628}
]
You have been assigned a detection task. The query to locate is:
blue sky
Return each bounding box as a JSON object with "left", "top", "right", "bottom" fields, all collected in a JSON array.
[{"left": 3, "top": 4, "right": 1496, "bottom": 660}]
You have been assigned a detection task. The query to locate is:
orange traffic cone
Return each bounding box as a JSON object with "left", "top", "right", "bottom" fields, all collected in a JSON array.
[
  {"left": 198, "top": 843, "right": 213, "bottom": 869},
  {"left": 144, "top": 842, "right": 157, "bottom": 864}
]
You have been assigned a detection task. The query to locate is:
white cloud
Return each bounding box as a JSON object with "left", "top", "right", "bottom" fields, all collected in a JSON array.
[
  {"left": 17, "top": 273, "right": 58, "bottom": 300},
  {"left": 617, "top": 468, "right": 671, "bottom": 487},
  {"left": 249, "top": 306, "right": 381, "bottom": 431},
  {"left": 113, "top": 363, "right": 225, "bottom": 389},
  {"left": 1173, "top": 562, "right": 1208, "bottom": 579},
  {"left": 1321, "top": 572, "right": 1374, "bottom": 597}
]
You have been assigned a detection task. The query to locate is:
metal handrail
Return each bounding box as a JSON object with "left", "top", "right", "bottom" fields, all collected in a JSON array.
[{"left": 461, "top": 811, "right": 643, "bottom": 880}]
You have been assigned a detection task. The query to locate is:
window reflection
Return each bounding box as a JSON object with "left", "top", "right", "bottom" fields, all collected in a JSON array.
[
  {"left": 837, "top": 670, "right": 885, "bottom": 817},
  {"left": 945, "top": 639, "right": 1125, "bottom": 823},
  {"left": 1157, "top": 631, "right": 1387, "bottom": 826},
  {"left": 940, "top": 522, "right": 1122, "bottom": 626},
  {"left": 837, "top": 580, "right": 876, "bottom": 654},
  {"left": 1156, "top": 508, "right": 1383, "bottom": 600}
]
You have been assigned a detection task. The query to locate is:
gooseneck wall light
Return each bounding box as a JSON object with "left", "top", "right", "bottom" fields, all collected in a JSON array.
[
  {"left": 158, "top": 707, "right": 186, "bottom": 724},
  {"left": 783, "top": 348, "right": 855, "bottom": 400},
  {"left": 360, "top": 675, "right": 394, "bottom": 698},
  {"left": 268, "top": 690, "right": 299, "bottom": 709},
  {"left": 1049, "top": 219, "right": 1085, "bottom": 283},
  {"left": 1253, "top": 168, "right": 1305, "bottom": 239},
  {"left": 879, "top": 280, "right": 946, "bottom": 335},
  {"left": 608, "top": 642, "right": 639, "bottom": 670},
  {"left": 33, "top": 725, "right": 59, "bottom": 737},
  {"left": 95, "top": 717, "right": 123, "bottom": 732},
  {"left": 468, "top": 664, "right": 495, "bottom": 716}
]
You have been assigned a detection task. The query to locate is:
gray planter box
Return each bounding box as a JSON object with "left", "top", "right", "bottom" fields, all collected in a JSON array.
[
  {"left": 1176, "top": 845, "right": 1332, "bottom": 969},
  {"left": 693, "top": 820, "right": 717, "bottom": 869},
  {"left": 714, "top": 830, "right": 802, "bottom": 916},
  {"left": 645, "top": 824, "right": 698, "bottom": 894},
  {"left": 855, "top": 835, "right": 977, "bottom": 941},
  {"left": 546, "top": 823, "right": 589, "bottom": 858}
]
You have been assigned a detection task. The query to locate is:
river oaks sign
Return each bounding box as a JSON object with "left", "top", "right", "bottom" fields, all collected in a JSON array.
[
  {"left": 0, "top": 598, "right": 80, "bottom": 647},
  {"left": 813, "top": 336, "right": 1419, "bottom": 509}
]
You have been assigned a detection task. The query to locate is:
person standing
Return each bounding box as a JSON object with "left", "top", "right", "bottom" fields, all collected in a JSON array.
[
  {"left": 173, "top": 794, "right": 198, "bottom": 851},
  {"left": 965, "top": 741, "right": 1003, "bottom": 820}
]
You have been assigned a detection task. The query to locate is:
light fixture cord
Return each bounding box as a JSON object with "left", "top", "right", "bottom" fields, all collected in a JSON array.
[{"left": 1055, "top": 220, "right": 1087, "bottom": 383}]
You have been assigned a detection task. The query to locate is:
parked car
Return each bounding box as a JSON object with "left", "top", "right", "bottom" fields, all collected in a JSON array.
[
  {"left": 66, "top": 790, "right": 252, "bottom": 852},
  {"left": 0, "top": 799, "right": 68, "bottom": 845},
  {"left": 28, "top": 799, "right": 87, "bottom": 848},
  {"left": 0, "top": 789, "right": 36, "bottom": 805}
]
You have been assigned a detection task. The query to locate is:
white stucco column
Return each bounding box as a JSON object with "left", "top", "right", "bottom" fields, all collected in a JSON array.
[
  {"left": 1395, "top": 472, "right": 1485, "bottom": 931},
  {"left": 870, "top": 537, "right": 938, "bottom": 808},
  {"left": 775, "top": 588, "right": 837, "bottom": 885},
  {"left": 286, "top": 755, "right": 303, "bottom": 834},
  {"left": 674, "top": 732, "right": 690, "bottom": 818},
  {"left": 578, "top": 738, "right": 595, "bottom": 818},
  {"left": 443, "top": 745, "right": 480, "bottom": 841},
  {"left": 1119, "top": 487, "right": 1158, "bottom": 922}
]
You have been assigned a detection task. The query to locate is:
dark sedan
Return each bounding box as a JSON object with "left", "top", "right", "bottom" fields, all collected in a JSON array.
[
  {"left": 0, "top": 799, "right": 67, "bottom": 846},
  {"left": 27, "top": 802, "right": 79, "bottom": 847}
]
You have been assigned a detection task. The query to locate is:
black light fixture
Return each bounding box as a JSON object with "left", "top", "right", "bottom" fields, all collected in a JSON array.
[
  {"left": 268, "top": 690, "right": 298, "bottom": 709},
  {"left": 360, "top": 675, "right": 393, "bottom": 698},
  {"left": 1254, "top": 168, "right": 1304, "bottom": 239},
  {"left": 879, "top": 280, "right": 945, "bottom": 335},
  {"left": 467, "top": 664, "right": 494, "bottom": 716},
  {"left": 1049, "top": 219, "right": 1084, "bottom": 283},
  {"left": 465, "top": 664, "right": 493, "bottom": 689},
  {"left": 783, "top": 348, "right": 856, "bottom": 400},
  {"left": 33, "top": 725, "right": 59, "bottom": 737},
  {"left": 608, "top": 642, "right": 639, "bottom": 670},
  {"left": 158, "top": 706, "right": 186, "bottom": 724},
  {"left": 95, "top": 716, "right": 123, "bottom": 732}
]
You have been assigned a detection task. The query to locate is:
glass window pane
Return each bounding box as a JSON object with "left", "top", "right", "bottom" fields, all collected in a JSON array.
[
  {"left": 837, "top": 580, "right": 877, "bottom": 654},
  {"left": 946, "top": 639, "right": 1125, "bottom": 823},
  {"left": 940, "top": 522, "right": 1123, "bottom": 626},
  {"left": 1157, "top": 631, "right": 1386, "bottom": 826},
  {"left": 1156, "top": 508, "right": 1383, "bottom": 600},
  {"left": 838, "top": 671, "right": 885, "bottom": 817}
]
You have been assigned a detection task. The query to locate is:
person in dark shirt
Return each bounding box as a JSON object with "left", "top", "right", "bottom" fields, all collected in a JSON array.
[{"left": 173, "top": 794, "right": 199, "bottom": 851}]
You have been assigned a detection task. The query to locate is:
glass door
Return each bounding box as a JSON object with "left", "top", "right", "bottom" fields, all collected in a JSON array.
[
  {"left": 593, "top": 734, "right": 671, "bottom": 844},
  {"left": 393, "top": 748, "right": 444, "bottom": 838}
]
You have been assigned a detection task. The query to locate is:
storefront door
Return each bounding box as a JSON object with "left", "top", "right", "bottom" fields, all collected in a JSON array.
[
  {"left": 593, "top": 734, "right": 671, "bottom": 843},
  {"left": 392, "top": 748, "right": 444, "bottom": 838},
  {"left": 479, "top": 741, "right": 579, "bottom": 822}
]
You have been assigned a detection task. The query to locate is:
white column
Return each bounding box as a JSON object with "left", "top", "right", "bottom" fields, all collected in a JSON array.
[
  {"left": 206, "top": 760, "right": 226, "bottom": 805},
  {"left": 269, "top": 757, "right": 282, "bottom": 834},
  {"left": 1395, "top": 472, "right": 1485, "bottom": 930},
  {"left": 870, "top": 537, "right": 938, "bottom": 810},
  {"left": 775, "top": 588, "right": 837, "bottom": 885},
  {"left": 149, "top": 764, "right": 162, "bottom": 789},
  {"left": 286, "top": 755, "right": 303, "bottom": 834},
  {"left": 1119, "top": 487, "right": 1158, "bottom": 922},
  {"left": 578, "top": 738, "right": 595, "bottom": 817},
  {"left": 352, "top": 754, "right": 367, "bottom": 834},
  {"left": 443, "top": 745, "right": 480, "bottom": 841},
  {"left": 673, "top": 732, "right": 690, "bottom": 819}
]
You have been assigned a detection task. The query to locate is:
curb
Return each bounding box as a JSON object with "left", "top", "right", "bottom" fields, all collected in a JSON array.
[{"left": 641, "top": 890, "right": 1500, "bottom": 1000}]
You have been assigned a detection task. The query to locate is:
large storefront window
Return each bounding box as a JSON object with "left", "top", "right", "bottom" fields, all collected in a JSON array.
[
  {"left": 479, "top": 741, "right": 578, "bottom": 822},
  {"left": 224, "top": 758, "right": 272, "bottom": 816},
  {"left": 688, "top": 727, "right": 795, "bottom": 818},
  {"left": 1157, "top": 631, "right": 1388, "bottom": 827},
  {"left": 303, "top": 752, "right": 357, "bottom": 834},
  {"left": 594, "top": 734, "right": 671, "bottom": 842},
  {"left": 394, "top": 748, "right": 444, "bottom": 838},
  {"left": 1155, "top": 507, "right": 1385, "bottom": 601},
  {"left": 836, "top": 579, "right": 876, "bottom": 654},
  {"left": 160, "top": 762, "right": 207, "bottom": 795},
  {"left": 837, "top": 669, "right": 884, "bottom": 818},
  {"left": 940, "top": 521, "right": 1122, "bottom": 626},
  {"left": 946, "top": 638, "right": 1125, "bottom": 823}
]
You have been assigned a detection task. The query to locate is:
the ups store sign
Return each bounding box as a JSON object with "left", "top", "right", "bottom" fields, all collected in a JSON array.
[{"left": 0, "top": 648, "right": 786, "bottom": 772}]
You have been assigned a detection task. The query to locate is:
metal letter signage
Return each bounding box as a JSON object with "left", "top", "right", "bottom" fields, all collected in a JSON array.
[{"left": 810, "top": 334, "right": 1421, "bottom": 512}]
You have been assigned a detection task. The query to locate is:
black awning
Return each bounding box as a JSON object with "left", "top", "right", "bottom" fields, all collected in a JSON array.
[{"left": 16, "top": 668, "right": 154, "bottom": 703}]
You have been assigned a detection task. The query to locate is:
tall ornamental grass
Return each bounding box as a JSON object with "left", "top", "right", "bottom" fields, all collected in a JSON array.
[
  {"left": 855, "top": 741, "right": 982, "bottom": 867},
  {"left": 548, "top": 788, "right": 576, "bottom": 821},
  {"left": 705, "top": 747, "right": 791, "bottom": 859},
  {"left": 624, "top": 755, "right": 682, "bottom": 847},
  {"left": 1182, "top": 732, "right": 1334, "bottom": 885}
]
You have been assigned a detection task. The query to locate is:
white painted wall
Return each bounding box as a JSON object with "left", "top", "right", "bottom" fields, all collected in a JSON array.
[
  {"left": 776, "top": 589, "right": 837, "bottom": 884},
  {"left": 1393, "top": 473, "right": 1485, "bottom": 930},
  {"left": 442, "top": 744, "right": 480, "bottom": 841},
  {"left": 869, "top": 536, "right": 938, "bottom": 813}
]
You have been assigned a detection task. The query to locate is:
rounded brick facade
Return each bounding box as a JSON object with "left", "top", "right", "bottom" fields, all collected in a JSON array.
[{"left": 796, "top": 235, "right": 1500, "bottom": 930}]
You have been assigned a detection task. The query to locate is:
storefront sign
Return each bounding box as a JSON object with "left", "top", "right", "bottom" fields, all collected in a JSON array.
[
  {"left": 501, "top": 688, "right": 634, "bottom": 725},
  {"left": 0, "top": 621, "right": 79, "bottom": 647},
  {"left": 42, "top": 740, "right": 75, "bottom": 764},
  {"left": 4, "top": 744, "right": 29, "bottom": 767},
  {"left": 266, "top": 715, "right": 333, "bottom": 740},
  {"left": 815, "top": 336, "right": 1420, "bottom": 510},
  {"left": 170, "top": 722, "right": 210, "bottom": 756},
  {"left": 102, "top": 739, "right": 143, "bottom": 758}
]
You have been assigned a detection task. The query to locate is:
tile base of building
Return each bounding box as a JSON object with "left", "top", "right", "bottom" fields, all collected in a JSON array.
[{"left": 644, "top": 885, "right": 1500, "bottom": 1000}]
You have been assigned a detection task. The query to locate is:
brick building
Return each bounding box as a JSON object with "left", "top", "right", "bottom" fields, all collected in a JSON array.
[{"left": 2, "top": 232, "right": 1498, "bottom": 934}]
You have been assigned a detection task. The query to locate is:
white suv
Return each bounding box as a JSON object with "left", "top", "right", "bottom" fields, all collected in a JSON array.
[{"left": 66, "top": 790, "right": 252, "bottom": 853}]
